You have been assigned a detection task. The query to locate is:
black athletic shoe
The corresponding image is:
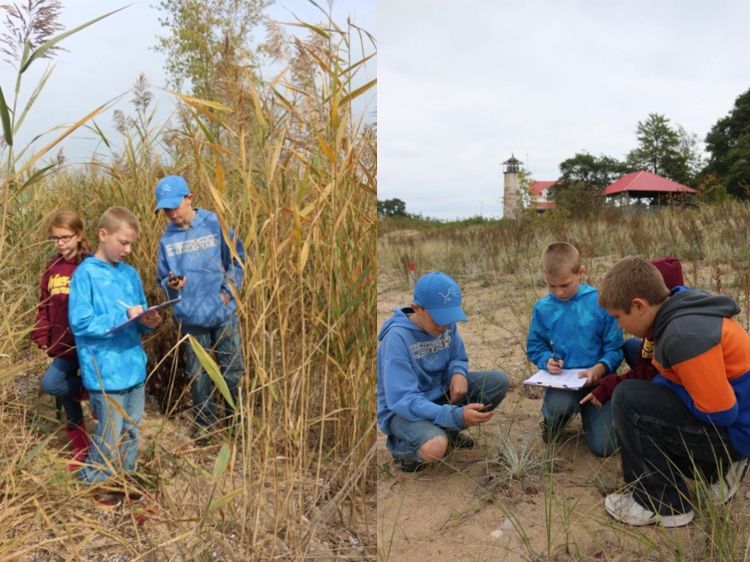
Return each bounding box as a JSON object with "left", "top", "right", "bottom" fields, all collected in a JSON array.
[
  {"left": 395, "top": 458, "right": 427, "bottom": 473},
  {"left": 449, "top": 432, "right": 475, "bottom": 449}
]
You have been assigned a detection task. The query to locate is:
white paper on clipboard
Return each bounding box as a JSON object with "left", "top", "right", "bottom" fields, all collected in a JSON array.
[
  {"left": 107, "top": 297, "right": 181, "bottom": 333},
  {"left": 522, "top": 368, "right": 590, "bottom": 390}
]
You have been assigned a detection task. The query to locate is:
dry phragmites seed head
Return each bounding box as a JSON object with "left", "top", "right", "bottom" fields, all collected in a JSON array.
[{"left": 0, "top": 0, "right": 66, "bottom": 66}]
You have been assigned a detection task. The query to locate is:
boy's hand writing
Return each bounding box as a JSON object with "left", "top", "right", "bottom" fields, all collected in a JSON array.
[
  {"left": 579, "top": 392, "right": 602, "bottom": 407},
  {"left": 462, "top": 403, "right": 492, "bottom": 426},
  {"left": 449, "top": 373, "right": 468, "bottom": 403},
  {"left": 546, "top": 357, "right": 564, "bottom": 374},
  {"left": 127, "top": 305, "right": 144, "bottom": 319}
]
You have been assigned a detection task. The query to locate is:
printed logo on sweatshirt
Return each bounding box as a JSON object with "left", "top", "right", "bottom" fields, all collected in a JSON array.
[
  {"left": 165, "top": 234, "right": 219, "bottom": 257},
  {"left": 410, "top": 331, "right": 452, "bottom": 359},
  {"left": 48, "top": 274, "right": 70, "bottom": 296}
]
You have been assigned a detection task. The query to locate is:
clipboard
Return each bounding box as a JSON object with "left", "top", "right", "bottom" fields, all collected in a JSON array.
[
  {"left": 522, "top": 368, "right": 590, "bottom": 390},
  {"left": 107, "top": 297, "right": 181, "bottom": 333}
]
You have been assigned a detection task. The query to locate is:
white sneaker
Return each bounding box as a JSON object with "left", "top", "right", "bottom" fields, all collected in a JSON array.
[
  {"left": 711, "top": 458, "right": 749, "bottom": 505},
  {"left": 605, "top": 492, "right": 694, "bottom": 528}
]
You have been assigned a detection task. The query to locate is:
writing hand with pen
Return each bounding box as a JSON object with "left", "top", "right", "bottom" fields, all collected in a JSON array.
[
  {"left": 546, "top": 341, "right": 564, "bottom": 374},
  {"left": 118, "top": 299, "right": 162, "bottom": 329}
]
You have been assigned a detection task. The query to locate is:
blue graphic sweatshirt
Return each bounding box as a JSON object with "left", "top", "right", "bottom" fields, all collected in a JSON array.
[
  {"left": 377, "top": 308, "right": 469, "bottom": 434},
  {"left": 68, "top": 257, "right": 150, "bottom": 392},
  {"left": 157, "top": 208, "right": 245, "bottom": 329},
  {"left": 526, "top": 284, "right": 623, "bottom": 373}
]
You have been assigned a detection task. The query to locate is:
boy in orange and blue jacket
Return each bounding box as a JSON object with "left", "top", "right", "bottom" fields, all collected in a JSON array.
[{"left": 598, "top": 256, "right": 750, "bottom": 528}]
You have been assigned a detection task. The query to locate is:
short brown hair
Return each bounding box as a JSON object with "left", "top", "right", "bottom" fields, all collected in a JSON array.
[
  {"left": 98, "top": 207, "right": 140, "bottom": 235},
  {"left": 598, "top": 256, "right": 670, "bottom": 313},
  {"left": 541, "top": 242, "right": 581, "bottom": 276}
]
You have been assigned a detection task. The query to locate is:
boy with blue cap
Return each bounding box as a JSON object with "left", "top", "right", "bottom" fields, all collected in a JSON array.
[
  {"left": 377, "top": 271, "right": 509, "bottom": 472},
  {"left": 154, "top": 175, "right": 246, "bottom": 437}
]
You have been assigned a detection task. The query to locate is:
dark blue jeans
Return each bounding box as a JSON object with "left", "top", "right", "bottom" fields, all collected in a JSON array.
[
  {"left": 612, "top": 379, "right": 743, "bottom": 515},
  {"left": 183, "top": 318, "right": 244, "bottom": 428},
  {"left": 40, "top": 356, "right": 83, "bottom": 427},
  {"left": 386, "top": 370, "right": 510, "bottom": 462}
]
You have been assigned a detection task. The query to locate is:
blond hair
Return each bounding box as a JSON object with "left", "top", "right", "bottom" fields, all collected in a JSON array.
[
  {"left": 48, "top": 210, "right": 90, "bottom": 261},
  {"left": 98, "top": 207, "right": 140, "bottom": 235},
  {"left": 598, "top": 256, "right": 670, "bottom": 313},
  {"left": 541, "top": 242, "right": 582, "bottom": 276}
]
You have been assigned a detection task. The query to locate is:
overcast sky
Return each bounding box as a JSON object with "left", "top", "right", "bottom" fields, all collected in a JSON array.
[
  {"left": 8, "top": 0, "right": 375, "bottom": 165},
  {"left": 379, "top": 0, "right": 750, "bottom": 219}
]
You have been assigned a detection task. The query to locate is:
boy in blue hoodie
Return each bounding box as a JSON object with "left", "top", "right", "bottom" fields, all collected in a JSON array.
[
  {"left": 526, "top": 242, "right": 623, "bottom": 456},
  {"left": 154, "top": 175, "right": 245, "bottom": 435},
  {"left": 377, "top": 272, "right": 509, "bottom": 472},
  {"left": 69, "top": 207, "right": 161, "bottom": 488}
]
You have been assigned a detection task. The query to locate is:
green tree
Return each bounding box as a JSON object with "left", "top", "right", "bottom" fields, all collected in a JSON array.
[
  {"left": 154, "top": 0, "right": 268, "bottom": 100},
  {"left": 625, "top": 113, "right": 700, "bottom": 185},
  {"left": 549, "top": 152, "right": 628, "bottom": 217},
  {"left": 704, "top": 88, "right": 750, "bottom": 199},
  {"left": 377, "top": 198, "right": 407, "bottom": 218}
]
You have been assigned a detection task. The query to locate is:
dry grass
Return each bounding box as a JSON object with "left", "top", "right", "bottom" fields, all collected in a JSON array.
[{"left": 1, "top": 6, "right": 375, "bottom": 560}]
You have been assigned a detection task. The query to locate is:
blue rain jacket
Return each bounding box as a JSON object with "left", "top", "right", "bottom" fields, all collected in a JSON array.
[
  {"left": 69, "top": 257, "right": 150, "bottom": 392},
  {"left": 526, "top": 283, "right": 623, "bottom": 372}
]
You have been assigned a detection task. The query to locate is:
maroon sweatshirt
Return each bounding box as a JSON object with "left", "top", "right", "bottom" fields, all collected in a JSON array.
[{"left": 31, "top": 255, "right": 80, "bottom": 359}]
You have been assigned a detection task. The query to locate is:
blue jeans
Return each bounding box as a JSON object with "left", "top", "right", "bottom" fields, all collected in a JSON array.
[
  {"left": 40, "top": 356, "right": 83, "bottom": 427},
  {"left": 622, "top": 338, "right": 643, "bottom": 369},
  {"left": 183, "top": 318, "right": 244, "bottom": 428},
  {"left": 613, "top": 379, "right": 743, "bottom": 515},
  {"left": 542, "top": 386, "right": 617, "bottom": 456},
  {"left": 386, "top": 370, "right": 510, "bottom": 462},
  {"left": 79, "top": 384, "right": 145, "bottom": 484}
]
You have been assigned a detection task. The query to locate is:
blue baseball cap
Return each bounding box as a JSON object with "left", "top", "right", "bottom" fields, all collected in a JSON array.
[
  {"left": 413, "top": 271, "right": 468, "bottom": 325},
  {"left": 155, "top": 175, "right": 190, "bottom": 212}
]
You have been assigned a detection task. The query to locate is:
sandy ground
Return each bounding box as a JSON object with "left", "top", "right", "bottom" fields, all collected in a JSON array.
[{"left": 376, "top": 272, "right": 750, "bottom": 562}]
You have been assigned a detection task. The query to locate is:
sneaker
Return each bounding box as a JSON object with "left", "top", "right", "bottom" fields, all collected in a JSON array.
[
  {"left": 711, "top": 458, "right": 749, "bottom": 505},
  {"left": 604, "top": 492, "right": 694, "bottom": 528},
  {"left": 93, "top": 492, "right": 123, "bottom": 510},
  {"left": 448, "top": 432, "right": 475, "bottom": 450},
  {"left": 394, "top": 458, "right": 426, "bottom": 473}
]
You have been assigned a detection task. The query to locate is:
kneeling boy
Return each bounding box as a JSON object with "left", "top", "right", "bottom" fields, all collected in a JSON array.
[
  {"left": 599, "top": 256, "right": 750, "bottom": 527},
  {"left": 377, "top": 272, "right": 509, "bottom": 472}
]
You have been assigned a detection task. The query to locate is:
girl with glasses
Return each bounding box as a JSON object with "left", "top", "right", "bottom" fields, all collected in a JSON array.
[{"left": 31, "top": 211, "right": 92, "bottom": 470}]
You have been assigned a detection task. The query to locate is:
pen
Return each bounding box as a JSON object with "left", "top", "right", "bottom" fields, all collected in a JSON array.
[
  {"left": 117, "top": 299, "right": 134, "bottom": 309},
  {"left": 550, "top": 340, "right": 561, "bottom": 362}
]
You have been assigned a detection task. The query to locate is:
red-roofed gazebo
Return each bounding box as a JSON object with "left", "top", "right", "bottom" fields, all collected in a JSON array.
[{"left": 601, "top": 170, "right": 696, "bottom": 205}]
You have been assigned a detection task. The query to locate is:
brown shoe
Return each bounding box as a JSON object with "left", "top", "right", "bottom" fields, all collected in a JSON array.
[{"left": 93, "top": 492, "right": 123, "bottom": 510}]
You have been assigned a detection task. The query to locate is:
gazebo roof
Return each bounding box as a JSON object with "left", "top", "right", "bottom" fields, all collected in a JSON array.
[{"left": 601, "top": 170, "right": 696, "bottom": 196}]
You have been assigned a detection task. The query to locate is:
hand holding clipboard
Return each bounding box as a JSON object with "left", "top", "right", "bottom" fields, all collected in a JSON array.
[{"left": 108, "top": 297, "right": 181, "bottom": 333}]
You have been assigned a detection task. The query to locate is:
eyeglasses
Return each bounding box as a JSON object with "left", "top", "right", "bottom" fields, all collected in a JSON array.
[{"left": 48, "top": 234, "right": 75, "bottom": 243}]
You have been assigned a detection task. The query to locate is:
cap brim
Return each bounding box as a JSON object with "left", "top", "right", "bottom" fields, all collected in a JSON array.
[
  {"left": 428, "top": 306, "right": 468, "bottom": 326},
  {"left": 154, "top": 196, "right": 186, "bottom": 212}
]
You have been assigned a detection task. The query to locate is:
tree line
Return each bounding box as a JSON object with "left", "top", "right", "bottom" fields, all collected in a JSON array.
[{"left": 378, "top": 87, "right": 750, "bottom": 219}]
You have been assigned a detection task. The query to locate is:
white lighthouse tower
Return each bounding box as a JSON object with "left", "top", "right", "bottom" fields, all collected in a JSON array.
[{"left": 502, "top": 154, "right": 522, "bottom": 219}]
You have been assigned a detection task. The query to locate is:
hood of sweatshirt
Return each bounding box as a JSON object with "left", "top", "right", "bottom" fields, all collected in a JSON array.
[
  {"left": 653, "top": 289, "right": 740, "bottom": 341},
  {"left": 378, "top": 307, "right": 423, "bottom": 341}
]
